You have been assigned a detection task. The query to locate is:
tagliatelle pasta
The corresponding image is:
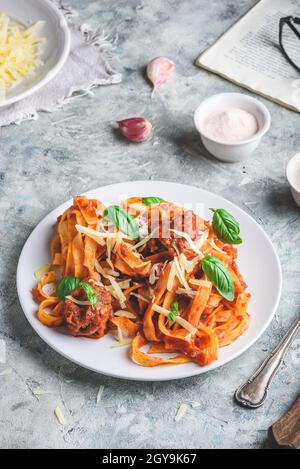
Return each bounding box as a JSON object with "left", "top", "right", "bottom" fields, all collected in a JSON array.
[{"left": 32, "top": 196, "right": 251, "bottom": 368}]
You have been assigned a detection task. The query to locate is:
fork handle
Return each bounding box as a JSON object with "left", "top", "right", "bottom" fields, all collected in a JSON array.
[{"left": 235, "top": 319, "right": 300, "bottom": 409}]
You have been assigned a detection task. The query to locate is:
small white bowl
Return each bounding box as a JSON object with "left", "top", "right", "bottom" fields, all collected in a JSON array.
[
  {"left": 194, "top": 93, "right": 271, "bottom": 163},
  {"left": 287, "top": 153, "right": 300, "bottom": 207},
  {"left": 0, "top": 0, "right": 71, "bottom": 108}
]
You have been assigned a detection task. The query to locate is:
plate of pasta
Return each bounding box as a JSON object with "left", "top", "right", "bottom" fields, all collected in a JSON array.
[{"left": 17, "top": 181, "right": 282, "bottom": 381}]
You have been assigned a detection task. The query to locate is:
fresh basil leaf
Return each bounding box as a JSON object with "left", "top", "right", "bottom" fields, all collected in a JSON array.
[
  {"left": 168, "top": 301, "right": 179, "bottom": 322},
  {"left": 57, "top": 277, "right": 98, "bottom": 307},
  {"left": 142, "top": 197, "right": 165, "bottom": 206},
  {"left": 79, "top": 281, "right": 97, "bottom": 308},
  {"left": 57, "top": 276, "right": 81, "bottom": 301},
  {"left": 201, "top": 255, "right": 234, "bottom": 302},
  {"left": 104, "top": 205, "right": 140, "bottom": 239},
  {"left": 211, "top": 208, "right": 242, "bottom": 245}
]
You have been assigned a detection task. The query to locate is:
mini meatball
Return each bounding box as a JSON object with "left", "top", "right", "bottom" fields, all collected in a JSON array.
[{"left": 63, "top": 286, "right": 113, "bottom": 338}]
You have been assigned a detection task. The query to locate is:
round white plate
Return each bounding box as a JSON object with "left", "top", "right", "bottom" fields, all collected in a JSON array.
[
  {"left": 0, "top": 0, "right": 70, "bottom": 108},
  {"left": 17, "top": 181, "right": 282, "bottom": 381}
]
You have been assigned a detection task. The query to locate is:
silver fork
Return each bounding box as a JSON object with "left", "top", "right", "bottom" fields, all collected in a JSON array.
[{"left": 235, "top": 318, "right": 300, "bottom": 409}]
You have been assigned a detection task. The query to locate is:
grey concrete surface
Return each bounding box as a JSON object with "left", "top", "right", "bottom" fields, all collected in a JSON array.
[{"left": 1, "top": 0, "right": 300, "bottom": 449}]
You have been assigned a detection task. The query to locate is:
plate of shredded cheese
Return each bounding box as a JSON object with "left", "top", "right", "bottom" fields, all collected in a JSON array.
[
  {"left": 0, "top": 0, "right": 70, "bottom": 107},
  {"left": 16, "top": 181, "right": 282, "bottom": 381}
]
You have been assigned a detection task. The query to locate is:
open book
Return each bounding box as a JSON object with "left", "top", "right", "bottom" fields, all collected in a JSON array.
[{"left": 196, "top": 0, "right": 300, "bottom": 112}]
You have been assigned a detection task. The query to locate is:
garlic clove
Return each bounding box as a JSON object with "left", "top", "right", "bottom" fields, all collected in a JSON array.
[
  {"left": 146, "top": 57, "right": 175, "bottom": 88},
  {"left": 117, "top": 118, "right": 152, "bottom": 143}
]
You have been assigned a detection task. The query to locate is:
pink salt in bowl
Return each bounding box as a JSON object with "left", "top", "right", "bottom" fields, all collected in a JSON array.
[{"left": 194, "top": 93, "right": 271, "bottom": 163}]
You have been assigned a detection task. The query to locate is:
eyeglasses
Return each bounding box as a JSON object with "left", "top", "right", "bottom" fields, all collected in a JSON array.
[{"left": 279, "top": 16, "right": 300, "bottom": 72}]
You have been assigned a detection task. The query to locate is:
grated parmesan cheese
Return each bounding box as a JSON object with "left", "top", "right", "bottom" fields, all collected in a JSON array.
[
  {"left": 102, "top": 267, "right": 120, "bottom": 277},
  {"left": 95, "top": 260, "right": 127, "bottom": 307},
  {"left": 167, "top": 261, "right": 177, "bottom": 292},
  {"left": 149, "top": 263, "right": 160, "bottom": 285},
  {"left": 66, "top": 295, "right": 91, "bottom": 306},
  {"left": 176, "top": 287, "right": 197, "bottom": 297},
  {"left": 210, "top": 239, "right": 226, "bottom": 254},
  {"left": 195, "top": 229, "right": 209, "bottom": 249},
  {"left": 106, "top": 280, "right": 131, "bottom": 291},
  {"left": 109, "top": 278, "right": 127, "bottom": 307},
  {"left": 106, "top": 236, "right": 116, "bottom": 269},
  {"left": 175, "top": 403, "right": 187, "bottom": 422},
  {"left": 33, "top": 388, "right": 54, "bottom": 396},
  {"left": 0, "top": 13, "right": 45, "bottom": 92},
  {"left": 152, "top": 304, "right": 197, "bottom": 336},
  {"left": 110, "top": 339, "right": 132, "bottom": 348},
  {"left": 0, "top": 368, "right": 12, "bottom": 376},
  {"left": 130, "top": 292, "right": 150, "bottom": 304},
  {"left": 179, "top": 253, "right": 201, "bottom": 274},
  {"left": 117, "top": 326, "right": 124, "bottom": 343},
  {"left": 189, "top": 279, "right": 212, "bottom": 288},
  {"left": 34, "top": 263, "right": 51, "bottom": 279},
  {"left": 191, "top": 401, "right": 201, "bottom": 409},
  {"left": 174, "top": 257, "right": 190, "bottom": 291},
  {"left": 76, "top": 224, "right": 130, "bottom": 246},
  {"left": 96, "top": 385, "right": 104, "bottom": 404},
  {"left": 170, "top": 229, "right": 203, "bottom": 257},
  {"left": 133, "top": 228, "right": 157, "bottom": 251},
  {"left": 114, "top": 310, "right": 136, "bottom": 319},
  {"left": 54, "top": 406, "right": 66, "bottom": 426}
]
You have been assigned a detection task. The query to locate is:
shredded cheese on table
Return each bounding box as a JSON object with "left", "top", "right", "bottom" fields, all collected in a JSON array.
[
  {"left": 96, "top": 385, "right": 104, "bottom": 404},
  {"left": 191, "top": 401, "right": 201, "bottom": 409},
  {"left": 175, "top": 403, "right": 188, "bottom": 422},
  {"left": 54, "top": 406, "right": 66, "bottom": 426},
  {"left": 32, "top": 388, "right": 54, "bottom": 396},
  {"left": 0, "top": 12, "right": 45, "bottom": 92},
  {"left": 0, "top": 368, "right": 12, "bottom": 376}
]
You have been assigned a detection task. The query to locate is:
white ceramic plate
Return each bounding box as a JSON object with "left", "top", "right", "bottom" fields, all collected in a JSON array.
[
  {"left": 17, "top": 181, "right": 282, "bottom": 381},
  {"left": 0, "top": 0, "right": 70, "bottom": 107}
]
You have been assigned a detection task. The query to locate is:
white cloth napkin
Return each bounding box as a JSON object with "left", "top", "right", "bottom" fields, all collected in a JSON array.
[{"left": 0, "top": 1, "right": 122, "bottom": 127}]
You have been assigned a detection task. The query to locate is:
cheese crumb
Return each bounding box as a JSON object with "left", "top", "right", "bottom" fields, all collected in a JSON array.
[
  {"left": 33, "top": 388, "right": 54, "bottom": 396},
  {"left": 0, "top": 368, "right": 12, "bottom": 376},
  {"left": 96, "top": 385, "right": 104, "bottom": 404},
  {"left": 191, "top": 401, "right": 201, "bottom": 409},
  {"left": 54, "top": 406, "right": 66, "bottom": 426},
  {"left": 175, "top": 403, "right": 188, "bottom": 422}
]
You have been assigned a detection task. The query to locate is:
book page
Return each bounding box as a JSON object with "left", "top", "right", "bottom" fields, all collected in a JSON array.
[{"left": 196, "top": 0, "right": 300, "bottom": 112}]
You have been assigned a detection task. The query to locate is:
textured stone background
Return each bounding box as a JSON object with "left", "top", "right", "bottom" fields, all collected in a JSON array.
[{"left": 1, "top": 0, "right": 300, "bottom": 449}]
